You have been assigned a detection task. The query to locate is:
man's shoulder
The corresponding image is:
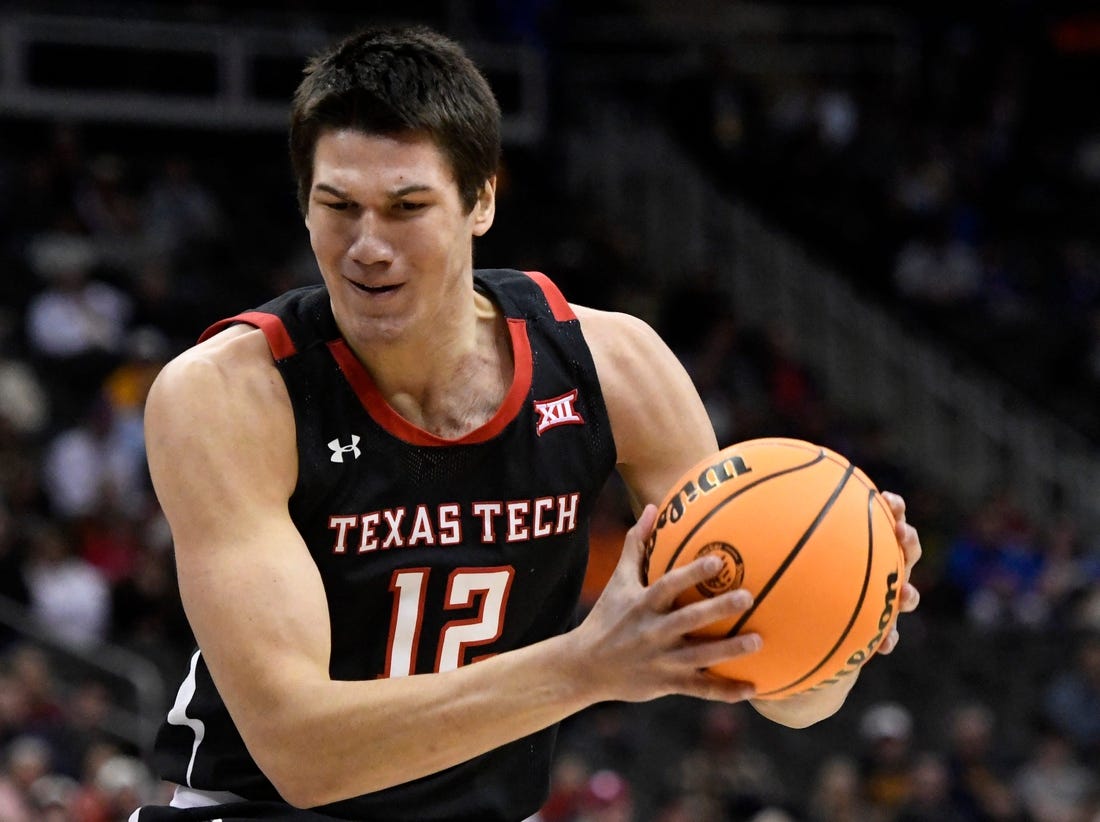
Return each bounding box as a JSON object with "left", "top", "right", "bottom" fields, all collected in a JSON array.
[{"left": 150, "top": 326, "right": 285, "bottom": 423}]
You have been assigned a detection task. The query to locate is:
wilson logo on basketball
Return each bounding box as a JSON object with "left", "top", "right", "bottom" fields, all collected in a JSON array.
[
  {"left": 533, "top": 390, "right": 584, "bottom": 436},
  {"left": 808, "top": 569, "right": 902, "bottom": 694}
]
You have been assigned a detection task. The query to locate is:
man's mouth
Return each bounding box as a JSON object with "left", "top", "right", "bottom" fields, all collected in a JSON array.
[{"left": 349, "top": 280, "right": 401, "bottom": 295}]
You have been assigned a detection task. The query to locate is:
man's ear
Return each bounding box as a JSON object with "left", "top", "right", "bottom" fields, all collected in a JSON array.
[{"left": 472, "top": 176, "right": 496, "bottom": 237}]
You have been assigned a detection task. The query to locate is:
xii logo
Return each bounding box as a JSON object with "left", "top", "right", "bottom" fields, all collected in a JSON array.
[{"left": 533, "top": 389, "right": 584, "bottom": 436}]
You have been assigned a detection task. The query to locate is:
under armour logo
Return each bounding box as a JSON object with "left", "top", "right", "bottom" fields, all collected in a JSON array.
[
  {"left": 328, "top": 435, "right": 362, "bottom": 462},
  {"left": 534, "top": 390, "right": 584, "bottom": 436}
]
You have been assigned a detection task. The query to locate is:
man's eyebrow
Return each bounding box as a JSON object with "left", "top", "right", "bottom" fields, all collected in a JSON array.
[
  {"left": 313, "top": 183, "right": 350, "bottom": 199},
  {"left": 311, "top": 183, "right": 435, "bottom": 199},
  {"left": 390, "top": 184, "right": 434, "bottom": 198}
]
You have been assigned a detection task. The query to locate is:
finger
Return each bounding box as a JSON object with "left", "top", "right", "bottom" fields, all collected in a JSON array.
[
  {"left": 881, "top": 491, "right": 906, "bottom": 523},
  {"left": 673, "top": 632, "right": 763, "bottom": 670},
  {"left": 627, "top": 504, "right": 658, "bottom": 556},
  {"left": 877, "top": 627, "right": 900, "bottom": 655},
  {"left": 680, "top": 671, "right": 756, "bottom": 703},
  {"left": 613, "top": 504, "right": 657, "bottom": 584},
  {"left": 664, "top": 589, "right": 754, "bottom": 635},
  {"left": 896, "top": 520, "right": 920, "bottom": 549},
  {"left": 896, "top": 524, "right": 922, "bottom": 584},
  {"left": 899, "top": 582, "right": 920, "bottom": 613},
  {"left": 646, "top": 553, "right": 727, "bottom": 612}
]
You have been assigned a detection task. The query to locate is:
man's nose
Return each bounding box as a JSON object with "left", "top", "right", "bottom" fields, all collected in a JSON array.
[{"left": 347, "top": 212, "right": 393, "bottom": 266}]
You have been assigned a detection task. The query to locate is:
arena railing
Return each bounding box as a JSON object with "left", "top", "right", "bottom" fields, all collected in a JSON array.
[
  {"left": 0, "top": 11, "right": 546, "bottom": 144},
  {"left": 0, "top": 594, "right": 168, "bottom": 753},
  {"left": 564, "top": 101, "right": 1100, "bottom": 530}
]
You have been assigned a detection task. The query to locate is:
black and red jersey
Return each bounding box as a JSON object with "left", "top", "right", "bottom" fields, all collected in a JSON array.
[{"left": 144, "top": 270, "right": 617, "bottom": 821}]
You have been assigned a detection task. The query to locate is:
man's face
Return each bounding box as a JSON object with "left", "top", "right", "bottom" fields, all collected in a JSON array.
[{"left": 306, "top": 128, "right": 495, "bottom": 346}]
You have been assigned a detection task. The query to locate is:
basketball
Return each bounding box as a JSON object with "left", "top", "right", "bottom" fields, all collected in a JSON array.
[{"left": 643, "top": 437, "right": 905, "bottom": 700}]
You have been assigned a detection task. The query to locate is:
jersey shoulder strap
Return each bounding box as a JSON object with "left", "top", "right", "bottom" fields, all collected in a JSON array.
[
  {"left": 195, "top": 285, "right": 334, "bottom": 361},
  {"left": 473, "top": 269, "right": 577, "bottom": 323}
]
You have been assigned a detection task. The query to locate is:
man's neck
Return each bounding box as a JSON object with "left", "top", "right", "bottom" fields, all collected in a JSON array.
[{"left": 354, "top": 292, "right": 512, "bottom": 438}]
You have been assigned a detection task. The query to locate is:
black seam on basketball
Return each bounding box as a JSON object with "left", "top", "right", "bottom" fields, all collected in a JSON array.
[
  {"left": 723, "top": 461, "right": 856, "bottom": 638},
  {"left": 660, "top": 451, "right": 827, "bottom": 576},
  {"left": 757, "top": 486, "right": 876, "bottom": 696}
]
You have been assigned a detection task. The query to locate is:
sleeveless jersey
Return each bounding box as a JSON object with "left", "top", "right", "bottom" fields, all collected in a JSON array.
[{"left": 147, "top": 270, "right": 617, "bottom": 821}]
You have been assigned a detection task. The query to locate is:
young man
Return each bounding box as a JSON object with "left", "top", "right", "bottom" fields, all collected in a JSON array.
[{"left": 133, "top": 25, "right": 922, "bottom": 822}]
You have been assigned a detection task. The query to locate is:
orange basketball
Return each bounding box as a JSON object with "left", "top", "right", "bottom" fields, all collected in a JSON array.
[{"left": 643, "top": 437, "right": 905, "bottom": 700}]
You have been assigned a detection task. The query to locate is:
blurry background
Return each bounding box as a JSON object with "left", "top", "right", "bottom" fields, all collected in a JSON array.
[{"left": 0, "top": 1, "right": 1098, "bottom": 820}]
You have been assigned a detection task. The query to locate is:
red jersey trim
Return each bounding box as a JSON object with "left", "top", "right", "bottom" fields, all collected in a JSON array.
[
  {"left": 525, "top": 271, "right": 576, "bottom": 322},
  {"left": 198, "top": 312, "right": 298, "bottom": 360},
  {"left": 327, "top": 317, "right": 533, "bottom": 447}
]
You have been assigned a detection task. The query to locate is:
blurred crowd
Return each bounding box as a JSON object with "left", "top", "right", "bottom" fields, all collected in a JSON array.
[
  {"left": 0, "top": 3, "right": 1099, "bottom": 820},
  {"left": 667, "top": 5, "right": 1100, "bottom": 441}
]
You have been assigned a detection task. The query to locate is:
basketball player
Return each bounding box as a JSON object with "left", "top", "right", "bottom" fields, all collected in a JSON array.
[{"left": 132, "top": 25, "right": 922, "bottom": 822}]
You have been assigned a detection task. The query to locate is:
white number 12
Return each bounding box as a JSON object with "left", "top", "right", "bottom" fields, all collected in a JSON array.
[{"left": 384, "top": 566, "right": 515, "bottom": 678}]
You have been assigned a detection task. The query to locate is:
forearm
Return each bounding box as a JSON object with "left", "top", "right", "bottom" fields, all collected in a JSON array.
[{"left": 250, "top": 631, "right": 594, "bottom": 807}]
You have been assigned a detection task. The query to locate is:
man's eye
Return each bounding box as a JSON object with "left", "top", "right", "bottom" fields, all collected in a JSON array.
[
  {"left": 324, "top": 201, "right": 350, "bottom": 211},
  {"left": 397, "top": 201, "right": 428, "bottom": 212}
]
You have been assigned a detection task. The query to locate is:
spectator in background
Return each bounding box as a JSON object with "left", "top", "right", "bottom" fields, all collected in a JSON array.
[
  {"left": 1042, "top": 632, "right": 1100, "bottom": 761},
  {"left": 102, "top": 326, "right": 168, "bottom": 423},
  {"left": 650, "top": 791, "right": 727, "bottom": 822},
  {"left": 73, "top": 154, "right": 146, "bottom": 275},
  {"left": 805, "top": 755, "right": 870, "bottom": 822},
  {"left": 24, "top": 231, "right": 131, "bottom": 425},
  {"left": 942, "top": 701, "right": 1022, "bottom": 821},
  {"left": 892, "top": 217, "right": 983, "bottom": 313},
  {"left": 89, "top": 754, "right": 156, "bottom": 821},
  {"left": 575, "top": 769, "right": 632, "bottom": 822},
  {"left": 0, "top": 671, "right": 31, "bottom": 750},
  {"left": 76, "top": 502, "right": 143, "bottom": 587},
  {"left": 49, "top": 679, "right": 122, "bottom": 781},
  {"left": 895, "top": 751, "right": 969, "bottom": 822},
  {"left": 142, "top": 155, "right": 223, "bottom": 268},
  {"left": 944, "top": 489, "right": 1048, "bottom": 631},
  {"left": 857, "top": 701, "right": 915, "bottom": 821},
  {"left": 538, "top": 751, "right": 591, "bottom": 822},
  {"left": 26, "top": 772, "right": 79, "bottom": 820},
  {"left": 22, "top": 524, "right": 111, "bottom": 650},
  {"left": 0, "top": 312, "right": 49, "bottom": 441},
  {"left": 24, "top": 232, "right": 129, "bottom": 358},
  {"left": 6, "top": 646, "right": 64, "bottom": 734},
  {"left": 1013, "top": 724, "right": 1096, "bottom": 822},
  {"left": 0, "top": 735, "right": 51, "bottom": 822},
  {"left": 1036, "top": 515, "right": 1100, "bottom": 629},
  {"left": 42, "top": 396, "right": 149, "bottom": 522},
  {"left": 671, "top": 702, "right": 786, "bottom": 819},
  {"left": 556, "top": 703, "right": 645, "bottom": 785},
  {"left": 126, "top": 260, "right": 201, "bottom": 351},
  {"left": 815, "top": 84, "right": 859, "bottom": 151},
  {"left": 110, "top": 544, "right": 192, "bottom": 680},
  {"left": 757, "top": 324, "right": 825, "bottom": 440}
]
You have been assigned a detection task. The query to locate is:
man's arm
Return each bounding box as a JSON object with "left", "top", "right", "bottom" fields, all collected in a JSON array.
[
  {"left": 146, "top": 326, "right": 765, "bottom": 808},
  {"left": 575, "top": 304, "right": 921, "bottom": 728}
]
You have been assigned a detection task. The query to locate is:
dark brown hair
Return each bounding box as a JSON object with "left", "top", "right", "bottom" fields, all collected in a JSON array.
[{"left": 289, "top": 26, "right": 501, "bottom": 214}]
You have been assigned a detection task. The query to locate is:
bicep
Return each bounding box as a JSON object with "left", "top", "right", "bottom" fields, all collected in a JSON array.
[
  {"left": 578, "top": 307, "right": 718, "bottom": 510},
  {"left": 145, "top": 347, "right": 332, "bottom": 740},
  {"left": 174, "top": 517, "right": 334, "bottom": 737}
]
